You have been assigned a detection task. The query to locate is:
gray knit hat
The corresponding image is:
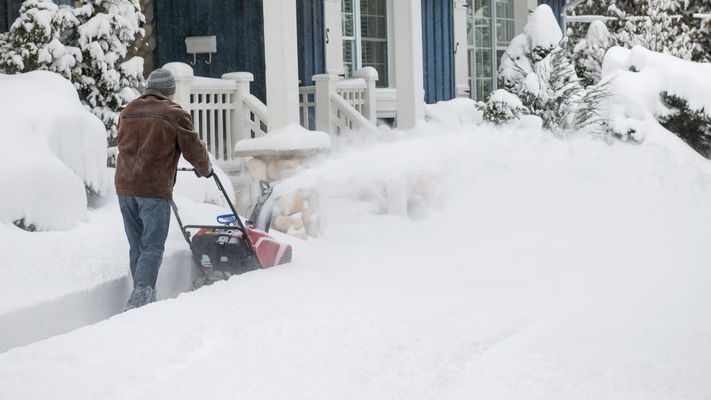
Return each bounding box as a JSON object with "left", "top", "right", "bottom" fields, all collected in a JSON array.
[{"left": 145, "top": 69, "right": 176, "bottom": 96}]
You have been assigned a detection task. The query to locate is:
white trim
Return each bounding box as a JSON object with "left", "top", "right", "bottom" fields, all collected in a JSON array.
[
  {"left": 324, "top": 0, "right": 344, "bottom": 75},
  {"left": 393, "top": 0, "right": 424, "bottom": 129}
]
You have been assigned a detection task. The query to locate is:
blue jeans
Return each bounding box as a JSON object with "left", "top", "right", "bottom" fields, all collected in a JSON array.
[{"left": 118, "top": 195, "right": 171, "bottom": 290}]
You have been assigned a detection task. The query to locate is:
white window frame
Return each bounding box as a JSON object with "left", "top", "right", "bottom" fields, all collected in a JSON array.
[
  {"left": 342, "top": 0, "right": 391, "bottom": 87},
  {"left": 468, "top": 0, "right": 514, "bottom": 100}
]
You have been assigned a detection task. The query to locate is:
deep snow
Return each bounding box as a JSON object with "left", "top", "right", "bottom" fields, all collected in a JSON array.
[{"left": 1, "top": 100, "right": 710, "bottom": 398}]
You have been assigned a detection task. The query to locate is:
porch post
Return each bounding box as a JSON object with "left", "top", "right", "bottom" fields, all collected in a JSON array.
[
  {"left": 392, "top": 0, "right": 425, "bottom": 130},
  {"left": 453, "top": 0, "right": 470, "bottom": 97},
  {"left": 354, "top": 67, "right": 378, "bottom": 124},
  {"left": 262, "top": 0, "right": 300, "bottom": 129},
  {"left": 313, "top": 74, "right": 338, "bottom": 133},
  {"left": 222, "top": 72, "right": 254, "bottom": 146}
]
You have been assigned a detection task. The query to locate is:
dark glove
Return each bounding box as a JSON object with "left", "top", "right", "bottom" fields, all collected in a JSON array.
[{"left": 193, "top": 168, "right": 213, "bottom": 178}]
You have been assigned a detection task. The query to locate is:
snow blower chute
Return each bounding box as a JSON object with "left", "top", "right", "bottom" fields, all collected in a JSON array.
[{"left": 171, "top": 168, "right": 292, "bottom": 286}]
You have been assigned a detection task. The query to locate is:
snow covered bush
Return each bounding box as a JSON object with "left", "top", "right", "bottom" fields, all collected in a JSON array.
[
  {"left": 477, "top": 89, "right": 527, "bottom": 125},
  {"left": 658, "top": 92, "right": 711, "bottom": 158},
  {"left": 601, "top": 45, "right": 711, "bottom": 145},
  {"left": 0, "top": 71, "right": 109, "bottom": 231},
  {"left": 0, "top": 0, "right": 145, "bottom": 148},
  {"left": 573, "top": 21, "right": 613, "bottom": 87},
  {"left": 566, "top": 0, "right": 707, "bottom": 61},
  {"left": 498, "top": 5, "right": 605, "bottom": 133}
]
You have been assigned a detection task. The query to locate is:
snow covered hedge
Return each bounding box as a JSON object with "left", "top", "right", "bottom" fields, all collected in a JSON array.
[
  {"left": 601, "top": 46, "right": 711, "bottom": 148},
  {"left": 0, "top": 71, "right": 109, "bottom": 231}
]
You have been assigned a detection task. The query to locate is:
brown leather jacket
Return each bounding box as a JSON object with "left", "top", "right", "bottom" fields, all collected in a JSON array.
[{"left": 115, "top": 90, "right": 212, "bottom": 199}]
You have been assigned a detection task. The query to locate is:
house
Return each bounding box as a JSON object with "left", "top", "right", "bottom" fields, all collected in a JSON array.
[{"left": 2, "top": 0, "right": 563, "bottom": 154}]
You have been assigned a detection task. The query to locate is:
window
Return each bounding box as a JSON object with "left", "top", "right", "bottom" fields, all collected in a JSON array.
[
  {"left": 467, "top": 0, "right": 514, "bottom": 100},
  {"left": 342, "top": 0, "right": 389, "bottom": 87}
]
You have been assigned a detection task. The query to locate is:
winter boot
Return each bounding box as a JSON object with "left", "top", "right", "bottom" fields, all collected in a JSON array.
[{"left": 124, "top": 284, "right": 156, "bottom": 311}]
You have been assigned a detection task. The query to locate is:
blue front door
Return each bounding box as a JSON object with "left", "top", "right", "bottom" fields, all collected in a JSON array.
[{"left": 421, "top": 0, "right": 455, "bottom": 104}]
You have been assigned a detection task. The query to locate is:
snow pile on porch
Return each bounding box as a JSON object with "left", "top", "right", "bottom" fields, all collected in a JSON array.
[
  {"left": 0, "top": 71, "right": 108, "bottom": 231},
  {"left": 234, "top": 123, "right": 331, "bottom": 157},
  {"left": 602, "top": 45, "right": 711, "bottom": 145}
]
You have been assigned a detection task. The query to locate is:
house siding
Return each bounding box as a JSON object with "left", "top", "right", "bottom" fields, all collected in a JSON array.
[
  {"left": 297, "top": 0, "right": 325, "bottom": 87},
  {"left": 1, "top": 0, "right": 21, "bottom": 33},
  {"left": 154, "top": 0, "right": 267, "bottom": 102},
  {"left": 421, "top": 0, "right": 455, "bottom": 104}
]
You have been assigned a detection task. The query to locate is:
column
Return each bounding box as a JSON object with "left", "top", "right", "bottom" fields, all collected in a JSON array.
[
  {"left": 262, "top": 0, "right": 301, "bottom": 129},
  {"left": 324, "top": 0, "right": 344, "bottom": 75},
  {"left": 453, "top": 0, "right": 470, "bottom": 97},
  {"left": 392, "top": 0, "right": 425, "bottom": 130}
]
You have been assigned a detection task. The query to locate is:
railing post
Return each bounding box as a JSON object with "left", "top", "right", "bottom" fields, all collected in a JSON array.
[
  {"left": 354, "top": 66, "right": 378, "bottom": 124},
  {"left": 222, "top": 72, "right": 254, "bottom": 145},
  {"left": 163, "top": 62, "right": 193, "bottom": 110},
  {"left": 313, "top": 74, "right": 339, "bottom": 133}
]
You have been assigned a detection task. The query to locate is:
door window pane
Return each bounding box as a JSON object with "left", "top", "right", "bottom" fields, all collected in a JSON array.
[
  {"left": 341, "top": 0, "right": 389, "bottom": 87},
  {"left": 467, "top": 0, "right": 514, "bottom": 101}
]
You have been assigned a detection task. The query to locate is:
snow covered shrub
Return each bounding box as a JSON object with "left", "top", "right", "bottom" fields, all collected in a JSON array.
[
  {"left": 0, "top": 0, "right": 81, "bottom": 78},
  {"left": 611, "top": 0, "right": 695, "bottom": 60},
  {"left": 601, "top": 46, "right": 711, "bottom": 145},
  {"left": 566, "top": 0, "right": 706, "bottom": 61},
  {"left": 573, "top": 21, "right": 613, "bottom": 87},
  {"left": 477, "top": 89, "right": 527, "bottom": 125},
  {"left": 658, "top": 92, "right": 711, "bottom": 158},
  {"left": 498, "top": 6, "right": 607, "bottom": 133},
  {"left": 0, "top": 0, "right": 145, "bottom": 148}
]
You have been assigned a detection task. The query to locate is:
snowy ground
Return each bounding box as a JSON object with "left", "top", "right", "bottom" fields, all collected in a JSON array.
[{"left": 1, "top": 110, "right": 710, "bottom": 398}]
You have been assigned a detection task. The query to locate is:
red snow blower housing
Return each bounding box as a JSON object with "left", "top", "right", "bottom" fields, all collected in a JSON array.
[{"left": 171, "top": 168, "right": 292, "bottom": 286}]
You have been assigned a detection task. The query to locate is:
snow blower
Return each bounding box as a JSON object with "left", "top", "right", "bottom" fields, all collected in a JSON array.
[{"left": 171, "top": 168, "right": 292, "bottom": 287}]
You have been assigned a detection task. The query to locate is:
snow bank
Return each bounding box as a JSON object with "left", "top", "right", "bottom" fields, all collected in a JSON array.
[
  {"left": 601, "top": 46, "right": 711, "bottom": 148},
  {"left": 0, "top": 71, "right": 108, "bottom": 231}
]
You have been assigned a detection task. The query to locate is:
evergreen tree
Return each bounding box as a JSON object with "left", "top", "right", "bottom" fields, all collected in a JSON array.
[
  {"left": 681, "top": 0, "right": 711, "bottom": 62},
  {"left": 499, "top": 5, "right": 597, "bottom": 132},
  {"left": 0, "top": 0, "right": 81, "bottom": 78},
  {"left": 658, "top": 92, "right": 711, "bottom": 158},
  {"left": 0, "top": 0, "right": 145, "bottom": 148},
  {"left": 611, "top": 0, "right": 694, "bottom": 59},
  {"left": 72, "top": 0, "right": 145, "bottom": 145},
  {"left": 566, "top": 0, "right": 705, "bottom": 61},
  {"left": 573, "top": 20, "right": 613, "bottom": 86}
]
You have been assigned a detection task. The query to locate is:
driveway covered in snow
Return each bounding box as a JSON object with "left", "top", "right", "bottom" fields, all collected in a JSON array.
[{"left": 1, "top": 123, "right": 710, "bottom": 399}]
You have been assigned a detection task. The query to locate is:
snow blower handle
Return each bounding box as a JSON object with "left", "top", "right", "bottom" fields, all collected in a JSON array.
[
  {"left": 177, "top": 167, "right": 213, "bottom": 178},
  {"left": 176, "top": 167, "right": 255, "bottom": 251}
]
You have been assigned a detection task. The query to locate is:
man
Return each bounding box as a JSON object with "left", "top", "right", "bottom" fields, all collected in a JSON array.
[{"left": 115, "top": 69, "right": 212, "bottom": 310}]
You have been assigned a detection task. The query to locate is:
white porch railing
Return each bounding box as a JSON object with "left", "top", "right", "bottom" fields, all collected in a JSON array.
[
  {"left": 300, "top": 66, "right": 379, "bottom": 135},
  {"left": 167, "top": 63, "right": 269, "bottom": 163},
  {"left": 167, "top": 63, "right": 380, "bottom": 162}
]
